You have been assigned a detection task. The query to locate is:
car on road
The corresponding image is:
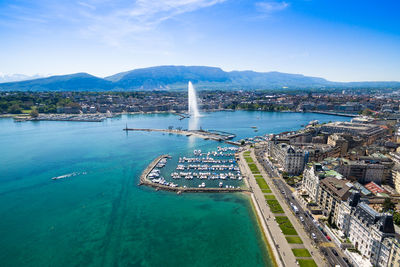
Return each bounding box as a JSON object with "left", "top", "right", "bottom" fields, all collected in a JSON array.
[
  {"left": 311, "top": 233, "right": 316, "bottom": 239},
  {"left": 300, "top": 216, "right": 304, "bottom": 222},
  {"left": 281, "top": 190, "right": 285, "bottom": 194},
  {"left": 332, "top": 249, "right": 338, "bottom": 256},
  {"left": 326, "top": 235, "right": 331, "bottom": 241}
]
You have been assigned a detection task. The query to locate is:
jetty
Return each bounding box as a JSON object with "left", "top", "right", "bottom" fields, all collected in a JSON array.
[
  {"left": 310, "top": 111, "right": 357, "bottom": 117},
  {"left": 139, "top": 155, "right": 249, "bottom": 193},
  {"left": 124, "top": 128, "right": 238, "bottom": 144}
]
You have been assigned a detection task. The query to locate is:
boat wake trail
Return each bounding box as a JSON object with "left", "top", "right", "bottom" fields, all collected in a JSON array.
[{"left": 51, "top": 172, "right": 87, "bottom": 180}]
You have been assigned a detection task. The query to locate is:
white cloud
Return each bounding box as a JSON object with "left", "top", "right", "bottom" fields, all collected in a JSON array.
[
  {"left": 256, "top": 1, "right": 290, "bottom": 13},
  {"left": 77, "top": 0, "right": 226, "bottom": 46}
]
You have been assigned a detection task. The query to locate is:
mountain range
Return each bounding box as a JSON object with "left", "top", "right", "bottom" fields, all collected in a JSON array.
[{"left": 0, "top": 66, "right": 399, "bottom": 91}]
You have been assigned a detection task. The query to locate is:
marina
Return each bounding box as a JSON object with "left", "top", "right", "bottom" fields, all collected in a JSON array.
[{"left": 140, "top": 147, "right": 248, "bottom": 193}]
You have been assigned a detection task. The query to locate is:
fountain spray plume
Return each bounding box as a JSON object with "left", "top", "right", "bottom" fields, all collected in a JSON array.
[{"left": 188, "top": 81, "right": 200, "bottom": 117}]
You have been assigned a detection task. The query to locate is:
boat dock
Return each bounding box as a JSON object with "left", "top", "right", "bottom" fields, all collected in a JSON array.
[
  {"left": 310, "top": 111, "right": 357, "bottom": 117},
  {"left": 139, "top": 155, "right": 249, "bottom": 193},
  {"left": 124, "top": 128, "right": 239, "bottom": 144}
]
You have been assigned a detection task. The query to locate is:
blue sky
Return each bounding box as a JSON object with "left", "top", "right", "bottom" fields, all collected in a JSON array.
[{"left": 0, "top": 0, "right": 399, "bottom": 81}]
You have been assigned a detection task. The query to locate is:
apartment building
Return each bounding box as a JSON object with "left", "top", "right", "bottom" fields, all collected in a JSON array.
[{"left": 268, "top": 142, "right": 308, "bottom": 175}]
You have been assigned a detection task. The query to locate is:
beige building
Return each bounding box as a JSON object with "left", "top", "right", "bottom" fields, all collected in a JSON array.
[
  {"left": 327, "top": 133, "right": 348, "bottom": 156},
  {"left": 317, "top": 177, "right": 352, "bottom": 224},
  {"left": 392, "top": 168, "right": 400, "bottom": 194},
  {"left": 321, "top": 121, "right": 385, "bottom": 145},
  {"left": 388, "top": 238, "right": 400, "bottom": 267}
]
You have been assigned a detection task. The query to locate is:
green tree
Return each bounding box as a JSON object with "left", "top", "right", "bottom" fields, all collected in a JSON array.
[
  {"left": 383, "top": 198, "right": 395, "bottom": 212},
  {"left": 362, "top": 108, "right": 373, "bottom": 116},
  {"left": 392, "top": 212, "right": 400, "bottom": 226},
  {"left": 8, "top": 104, "right": 22, "bottom": 114},
  {"left": 30, "top": 109, "right": 39, "bottom": 118}
]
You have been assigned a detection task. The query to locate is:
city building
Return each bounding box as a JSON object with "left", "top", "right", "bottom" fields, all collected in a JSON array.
[
  {"left": 302, "top": 163, "right": 343, "bottom": 203},
  {"left": 268, "top": 142, "right": 308, "bottom": 175},
  {"left": 321, "top": 122, "right": 386, "bottom": 144},
  {"left": 392, "top": 168, "right": 400, "bottom": 194},
  {"left": 339, "top": 159, "right": 385, "bottom": 184},
  {"left": 388, "top": 238, "right": 400, "bottom": 267},
  {"left": 327, "top": 133, "right": 349, "bottom": 156},
  {"left": 348, "top": 202, "right": 395, "bottom": 266},
  {"left": 317, "top": 177, "right": 352, "bottom": 224}
]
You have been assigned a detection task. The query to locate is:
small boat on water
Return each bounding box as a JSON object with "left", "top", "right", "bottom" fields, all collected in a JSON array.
[{"left": 52, "top": 172, "right": 86, "bottom": 180}]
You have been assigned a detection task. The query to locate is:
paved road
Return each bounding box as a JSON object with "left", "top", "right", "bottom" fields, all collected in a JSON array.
[{"left": 254, "top": 147, "right": 352, "bottom": 267}]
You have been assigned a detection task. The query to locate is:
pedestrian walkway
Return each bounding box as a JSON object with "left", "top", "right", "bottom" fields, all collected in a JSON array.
[{"left": 244, "top": 149, "right": 326, "bottom": 267}]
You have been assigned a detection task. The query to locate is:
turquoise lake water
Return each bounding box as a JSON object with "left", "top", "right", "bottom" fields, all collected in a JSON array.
[{"left": 0, "top": 111, "right": 349, "bottom": 267}]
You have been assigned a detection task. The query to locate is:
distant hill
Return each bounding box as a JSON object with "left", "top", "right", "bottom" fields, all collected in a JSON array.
[
  {"left": 0, "top": 65, "right": 399, "bottom": 91},
  {"left": 0, "top": 73, "right": 113, "bottom": 91}
]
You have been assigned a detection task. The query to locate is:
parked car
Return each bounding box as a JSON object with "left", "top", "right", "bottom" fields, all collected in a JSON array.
[
  {"left": 326, "top": 235, "right": 331, "bottom": 241},
  {"left": 300, "top": 216, "right": 304, "bottom": 222}
]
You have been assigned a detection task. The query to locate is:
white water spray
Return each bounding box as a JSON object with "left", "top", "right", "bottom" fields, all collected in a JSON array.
[{"left": 188, "top": 81, "right": 200, "bottom": 117}]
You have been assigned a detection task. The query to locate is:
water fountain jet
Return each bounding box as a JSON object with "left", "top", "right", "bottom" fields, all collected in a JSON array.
[{"left": 188, "top": 81, "right": 200, "bottom": 117}]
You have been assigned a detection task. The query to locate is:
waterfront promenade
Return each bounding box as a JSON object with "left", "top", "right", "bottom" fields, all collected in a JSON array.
[
  {"left": 238, "top": 151, "right": 294, "bottom": 267},
  {"left": 238, "top": 149, "right": 326, "bottom": 267},
  {"left": 139, "top": 155, "right": 248, "bottom": 193}
]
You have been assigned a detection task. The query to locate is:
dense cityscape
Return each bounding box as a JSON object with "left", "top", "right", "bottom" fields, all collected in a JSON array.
[{"left": 2, "top": 89, "right": 400, "bottom": 119}]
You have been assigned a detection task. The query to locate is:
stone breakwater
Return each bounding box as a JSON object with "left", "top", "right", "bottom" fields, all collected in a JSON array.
[
  {"left": 124, "top": 128, "right": 241, "bottom": 146},
  {"left": 139, "top": 155, "right": 249, "bottom": 193}
]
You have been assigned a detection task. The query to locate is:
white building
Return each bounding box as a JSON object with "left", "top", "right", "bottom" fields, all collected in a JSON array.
[
  {"left": 348, "top": 202, "right": 395, "bottom": 266},
  {"left": 302, "top": 163, "right": 322, "bottom": 203},
  {"left": 269, "top": 142, "right": 307, "bottom": 175}
]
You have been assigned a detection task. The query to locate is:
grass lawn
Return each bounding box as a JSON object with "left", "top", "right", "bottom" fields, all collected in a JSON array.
[
  {"left": 264, "top": 195, "right": 276, "bottom": 200},
  {"left": 292, "top": 248, "right": 311, "bottom": 258},
  {"left": 262, "top": 189, "right": 272, "bottom": 193},
  {"left": 254, "top": 175, "right": 263, "bottom": 178},
  {"left": 243, "top": 151, "right": 250, "bottom": 156},
  {"left": 297, "top": 259, "right": 317, "bottom": 267},
  {"left": 256, "top": 178, "right": 270, "bottom": 189},
  {"left": 275, "top": 216, "right": 298, "bottom": 235},
  {"left": 266, "top": 200, "right": 284, "bottom": 213},
  {"left": 244, "top": 157, "right": 253, "bottom": 163},
  {"left": 248, "top": 163, "right": 260, "bottom": 173},
  {"left": 285, "top": 236, "right": 303, "bottom": 244}
]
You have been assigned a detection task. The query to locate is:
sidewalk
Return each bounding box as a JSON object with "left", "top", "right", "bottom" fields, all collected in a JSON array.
[
  {"left": 238, "top": 151, "right": 297, "bottom": 267},
  {"left": 249, "top": 149, "right": 326, "bottom": 267}
]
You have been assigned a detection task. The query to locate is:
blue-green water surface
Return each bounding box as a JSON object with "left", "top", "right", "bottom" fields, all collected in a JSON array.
[{"left": 0, "top": 111, "right": 349, "bottom": 267}]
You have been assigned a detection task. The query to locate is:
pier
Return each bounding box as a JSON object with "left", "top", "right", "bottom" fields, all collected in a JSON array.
[
  {"left": 139, "top": 155, "right": 249, "bottom": 193},
  {"left": 310, "top": 111, "right": 357, "bottom": 117},
  {"left": 124, "top": 127, "right": 238, "bottom": 144}
]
